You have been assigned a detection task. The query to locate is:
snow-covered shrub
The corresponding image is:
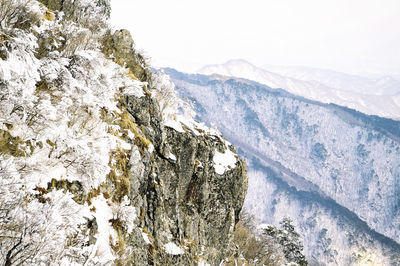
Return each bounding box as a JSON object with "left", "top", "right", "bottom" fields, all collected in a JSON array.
[
  {"left": 37, "top": 0, "right": 110, "bottom": 25},
  {"left": 263, "top": 217, "right": 308, "bottom": 266},
  {"left": 151, "top": 70, "right": 195, "bottom": 120},
  {"left": 35, "top": 4, "right": 110, "bottom": 59},
  {"left": 232, "top": 210, "right": 287, "bottom": 265},
  {"left": 0, "top": 4, "right": 145, "bottom": 261},
  {"left": 0, "top": 157, "right": 92, "bottom": 265},
  {"left": 0, "top": 0, "right": 41, "bottom": 31},
  {"left": 60, "top": 21, "right": 103, "bottom": 57}
]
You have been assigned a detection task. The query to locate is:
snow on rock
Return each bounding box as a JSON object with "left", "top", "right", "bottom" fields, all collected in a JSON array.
[
  {"left": 168, "top": 152, "right": 177, "bottom": 161},
  {"left": 111, "top": 196, "right": 137, "bottom": 234},
  {"left": 87, "top": 195, "right": 117, "bottom": 263},
  {"left": 141, "top": 231, "right": 151, "bottom": 244},
  {"left": 164, "top": 242, "right": 184, "bottom": 255},
  {"left": 122, "top": 78, "right": 145, "bottom": 98},
  {"left": 213, "top": 148, "right": 237, "bottom": 175},
  {"left": 155, "top": 71, "right": 230, "bottom": 141},
  {"left": 164, "top": 118, "right": 186, "bottom": 133},
  {"left": 198, "top": 259, "right": 211, "bottom": 266}
]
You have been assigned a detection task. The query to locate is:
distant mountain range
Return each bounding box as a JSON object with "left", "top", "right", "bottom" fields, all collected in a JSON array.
[
  {"left": 262, "top": 64, "right": 400, "bottom": 95},
  {"left": 198, "top": 59, "right": 400, "bottom": 119}
]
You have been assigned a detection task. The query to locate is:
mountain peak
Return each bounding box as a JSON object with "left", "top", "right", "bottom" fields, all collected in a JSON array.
[
  {"left": 197, "top": 59, "right": 256, "bottom": 74},
  {"left": 225, "top": 58, "right": 255, "bottom": 66}
]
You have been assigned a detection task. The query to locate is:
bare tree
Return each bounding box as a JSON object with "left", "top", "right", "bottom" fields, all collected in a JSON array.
[
  {"left": 0, "top": 160, "right": 56, "bottom": 265},
  {"left": 0, "top": 159, "right": 32, "bottom": 266}
]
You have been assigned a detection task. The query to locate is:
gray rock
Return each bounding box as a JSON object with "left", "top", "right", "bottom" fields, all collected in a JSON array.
[{"left": 121, "top": 92, "right": 248, "bottom": 264}]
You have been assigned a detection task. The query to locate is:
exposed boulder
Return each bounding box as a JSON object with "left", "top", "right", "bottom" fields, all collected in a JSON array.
[{"left": 101, "top": 29, "right": 152, "bottom": 83}]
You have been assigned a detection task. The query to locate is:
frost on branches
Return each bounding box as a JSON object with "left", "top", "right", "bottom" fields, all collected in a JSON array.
[
  {"left": 0, "top": 0, "right": 141, "bottom": 264},
  {"left": 231, "top": 210, "right": 307, "bottom": 266},
  {"left": 262, "top": 218, "right": 308, "bottom": 266}
]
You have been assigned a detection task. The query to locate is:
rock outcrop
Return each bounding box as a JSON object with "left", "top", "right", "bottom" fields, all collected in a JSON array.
[
  {"left": 122, "top": 93, "right": 248, "bottom": 264},
  {"left": 101, "top": 29, "right": 152, "bottom": 83}
]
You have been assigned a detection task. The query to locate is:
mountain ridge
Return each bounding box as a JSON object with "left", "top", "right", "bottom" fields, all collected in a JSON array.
[{"left": 197, "top": 59, "right": 400, "bottom": 119}]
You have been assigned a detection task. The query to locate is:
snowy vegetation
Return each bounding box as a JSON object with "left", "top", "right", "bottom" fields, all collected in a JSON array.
[
  {"left": 261, "top": 218, "right": 307, "bottom": 266},
  {"left": 0, "top": 0, "right": 151, "bottom": 264},
  {"left": 0, "top": 1, "right": 140, "bottom": 264},
  {"left": 232, "top": 211, "right": 307, "bottom": 265}
]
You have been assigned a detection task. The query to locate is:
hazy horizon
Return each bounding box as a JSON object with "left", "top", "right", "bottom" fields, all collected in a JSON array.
[{"left": 111, "top": 0, "right": 400, "bottom": 77}]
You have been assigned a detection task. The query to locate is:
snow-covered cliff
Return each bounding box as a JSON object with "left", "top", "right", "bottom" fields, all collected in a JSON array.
[{"left": 0, "top": 1, "right": 247, "bottom": 265}]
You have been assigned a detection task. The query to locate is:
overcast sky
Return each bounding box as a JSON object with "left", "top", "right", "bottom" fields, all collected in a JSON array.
[{"left": 110, "top": 0, "right": 400, "bottom": 75}]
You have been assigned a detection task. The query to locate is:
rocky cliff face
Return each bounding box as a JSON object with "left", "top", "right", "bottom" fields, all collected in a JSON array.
[
  {"left": 120, "top": 84, "right": 247, "bottom": 265},
  {"left": 0, "top": 1, "right": 247, "bottom": 265}
]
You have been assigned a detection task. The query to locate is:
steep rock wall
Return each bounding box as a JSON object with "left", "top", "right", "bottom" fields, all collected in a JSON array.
[{"left": 119, "top": 86, "right": 248, "bottom": 264}]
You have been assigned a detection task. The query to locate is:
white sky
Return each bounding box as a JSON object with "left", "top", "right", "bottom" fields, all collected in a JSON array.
[{"left": 110, "top": 0, "right": 400, "bottom": 75}]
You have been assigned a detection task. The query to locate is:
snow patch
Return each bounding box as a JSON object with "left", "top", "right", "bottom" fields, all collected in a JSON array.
[
  {"left": 148, "top": 143, "right": 155, "bottom": 153},
  {"left": 141, "top": 231, "right": 151, "bottom": 244},
  {"left": 168, "top": 152, "right": 177, "bottom": 161},
  {"left": 198, "top": 259, "right": 211, "bottom": 266},
  {"left": 112, "top": 196, "right": 137, "bottom": 234},
  {"left": 213, "top": 148, "right": 237, "bottom": 175},
  {"left": 164, "top": 119, "right": 185, "bottom": 133},
  {"left": 258, "top": 223, "right": 273, "bottom": 230},
  {"left": 122, "top": 79, "right": 145, "bottom": 98},
  {"left": 164, "top": 242, "right": 184, "bottom": 255},
  {"left": 87, "top": 195, "right": 117, "bottom": 263}
]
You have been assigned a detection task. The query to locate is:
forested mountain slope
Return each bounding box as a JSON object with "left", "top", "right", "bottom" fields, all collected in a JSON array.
[{"left": 167, "top": 68, "right": 400, "bottom": 265}]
